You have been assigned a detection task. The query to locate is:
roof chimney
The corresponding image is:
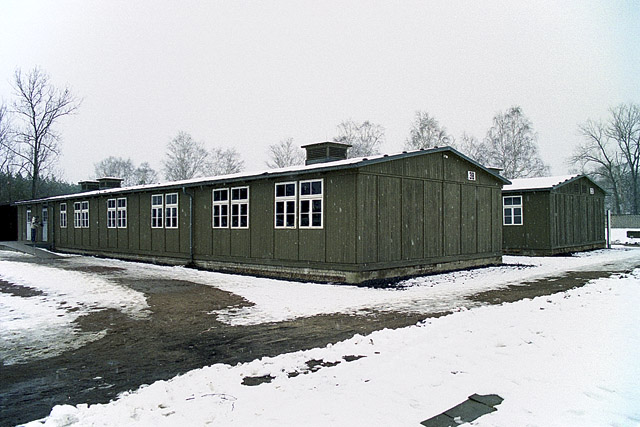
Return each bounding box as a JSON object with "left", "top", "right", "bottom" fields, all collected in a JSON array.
[
  {"left": 97, "top": 177, "right": 123, "bottom": 189},
  {"left": 78, "top": 180, "right": 100, "bottom": 192},
  {"left": 301, "top": 141, "right": 351, "bottom": 165}
]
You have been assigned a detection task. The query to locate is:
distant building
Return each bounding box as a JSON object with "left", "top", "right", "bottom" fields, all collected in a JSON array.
[
  {"left": 16, "top": 144, "right": 509, "bottom": 284},
  {"left": 502, "top": 175, "right": 606, "bottom": 255}
]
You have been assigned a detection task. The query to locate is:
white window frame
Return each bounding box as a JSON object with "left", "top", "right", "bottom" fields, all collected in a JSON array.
[
  {"left": 165, "top": 193, "right": 179, "bottom": 229},
  {"left": 74, "top": 202, "right": 82, "bottom": 228},
  {"left": 212, "top": 189, "right": 229, "bottom": 228},
  {"left": 107, "top": 199, "right": 117, "bottom": 228},
  {"left": 299, "top": 179, "right": 323, "bottom": 229},
  {"left": 231, "top": 186, "right": 249, "bottom": 229},
  {"left": 467, "top": 171, "right": 477, "bottom": 181},
  {"left": 117, "top": 198, "right": 127, "bottom": 229},
  {"left": 151, "top": 194, "right": 163, "bottom": 228},
  {"left": 60, "top": 203, "right": 67, "bottom": 228},
  {"left": 275, "top": 182, "right": 297, "bottom": 229},
  {"left": 81, "top": 201, "right": 89, "bottom": 228},
  {"left": 503, "top": 196, "right": 523, "bottom": 226}
]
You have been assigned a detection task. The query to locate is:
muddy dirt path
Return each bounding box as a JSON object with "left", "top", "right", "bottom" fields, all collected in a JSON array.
[{"left": 1, "top": 257, "right": 637, "bottom": 426}]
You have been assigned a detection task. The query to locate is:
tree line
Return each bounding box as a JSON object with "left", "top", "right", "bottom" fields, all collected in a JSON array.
[
  {"left": 267, "top": 106, "right": 551, "bottom": 180},
  {"left": 2, "top": 67, "right": 638, "bottom": 213}
]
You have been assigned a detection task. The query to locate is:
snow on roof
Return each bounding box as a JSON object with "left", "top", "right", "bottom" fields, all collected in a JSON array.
[{"left": 503, "top": 174, "right": 579, "bottom": 191}]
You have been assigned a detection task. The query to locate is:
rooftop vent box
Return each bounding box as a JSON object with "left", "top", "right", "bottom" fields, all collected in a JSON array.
[
  {"left": 97, "top": 177, "right": 123, "bottom": 189},
  {"left": 78, "top": 180, "right": 100, "bottom": 192},
  {"left": 301, "top": 141, "right": 351, "bottom": 165}
]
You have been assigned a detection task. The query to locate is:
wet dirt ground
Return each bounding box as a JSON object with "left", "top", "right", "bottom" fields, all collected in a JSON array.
[{"left": 1, "top": 256, "right": 637, "bottom": 426}]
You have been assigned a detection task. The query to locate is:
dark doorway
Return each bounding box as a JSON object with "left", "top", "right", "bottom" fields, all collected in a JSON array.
[{"left": 0, "top": 204, "right": 18, "bottom": 240}]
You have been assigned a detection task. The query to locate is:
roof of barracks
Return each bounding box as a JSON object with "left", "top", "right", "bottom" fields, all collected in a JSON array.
[{"left": 16, "top": 145, "right": 511, "bottom": 205}]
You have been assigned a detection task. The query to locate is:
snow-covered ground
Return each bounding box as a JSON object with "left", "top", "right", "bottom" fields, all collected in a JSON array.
[
  {"left": 1, "top": 248, "right": 639, "bottom": 426},
  {"left": 0, "top": 252, "right": 149, "bottom": 365},
  {"left": 610, "top": 228, "right": 640, "bottom": 245}
]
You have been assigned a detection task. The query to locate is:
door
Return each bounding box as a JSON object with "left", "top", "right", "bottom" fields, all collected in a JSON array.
[
  {"left": 42, "top": 207, "right": 48, "bottom": 242},
  {"left": 26, "top": 209, "right": 32, "bottom": 241}
]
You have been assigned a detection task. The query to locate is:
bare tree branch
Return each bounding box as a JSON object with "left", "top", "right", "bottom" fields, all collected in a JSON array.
[
  {"left": 266, "top": 137, "right": 305, "bottom": 168},
  {"left": 11, "top": 67, "right": 80, "bottom": 198},
  {"left": 334, "top": 120, "right": 384, "bottom": 158}
]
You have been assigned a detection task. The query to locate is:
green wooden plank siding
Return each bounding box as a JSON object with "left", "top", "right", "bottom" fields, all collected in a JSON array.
[
  {"left": 326, "top": 174, "right": 356, "bottom": 264},
  {"left": 402, "top": 178, "right": 424, "bottom": 260},
  {"left": 356, "top": 174, "right": 378, "bottom": 264},
  {"left": 424, "top": 180, "right": 443, "bottom": 257},
  {"left": 249, "top": 180, "right": 274, "bottom": 259},
  {"left": 443, "top": 182, "right": 461, "bottom": 256},
  {"left": 377, "top": 176, "right": 402, "bottom": 262}
]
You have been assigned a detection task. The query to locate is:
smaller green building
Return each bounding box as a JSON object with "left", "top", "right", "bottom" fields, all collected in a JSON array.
[{"left": 502, "top": 175, "right": 606, "bottom": 255}]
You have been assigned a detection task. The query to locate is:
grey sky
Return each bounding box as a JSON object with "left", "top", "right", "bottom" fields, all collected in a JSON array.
[{"left": 1, "top": 0, "right": 638, "bottom": 183}]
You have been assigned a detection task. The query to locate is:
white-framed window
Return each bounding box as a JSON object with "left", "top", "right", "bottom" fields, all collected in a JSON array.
[
  {"left": 117, "top": 198, "right": 127, "bottom": 228},
  {"left": 165, "top": 193, "right": 178, "bottom": 228},
  {"left": 467, "top": 171, "right": 477, "bottom": 181},
  {"left": 151, "top": 195, "right": 163, "bottom": 228},
  {"left": 590, "top": 187, "right": 595, "bottom": 195},
  {"left": 81, "top": 201, "right": 89, "bottom": 228},
  {"left": 212, "top": 189, "right": 229, "bottom": 228},
  {"left": 107, "top": 199, "right": 117, "bottom": 228},
  {"left": 299, "top": 179, "right": 323, "bottom": 228},
  {"left": 275, "top": 182, "right": 297, "bottom": 228},
  {"left": 231, "top": 186, "right": 249, "bottom": 229},
  {"left": 503, "top": 196, "right": 523, "bottom": 225},
  {"left": 60, "top": 203, "right": 67, "bottom": 228},
  {"left": 74, "top": 202, "right": 82, "bottom": 228}
]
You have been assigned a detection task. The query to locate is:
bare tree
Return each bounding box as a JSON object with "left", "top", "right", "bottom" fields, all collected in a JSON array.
[
  {"left": 11, "top": 67, "right": 80, "bottom": 198},
  {"left": 571, "top": 119, "right": 625, "bottom": 213},
  {"left": 266, "top": 137, "right": 305, "bottom": 168},
  {"left": 609, "top": 104, "right": 640, "bottom": 213},
  {"left": 209, "top": 147, "right": 244, "bottom": 176},
  {"left": 94, "top": 156, "right": 158, "bottom": 186},
  {"left": 0, "top": 103, "right": 16, "bottom": 174},
  {"left": 404, "top": 111, "right": 453, "bottom": 150},
  {"left": 334, "top": 120, "right": 385, "bottom": 158},
  {"left": 483, "top": 106, "right": 549, "bottom": 179},
  {"left": 571, "top": 103, "right": 640, "bottom": 214},
  {"left": 162, "top": 131, "right": 209, "bottom": 181},
  {"left": 133, "top": 162, "right": 158, "bottom": 185},
  {"left": 94, "top": 156, "right": 135, "bottom": 184},
  {"left": 457, "top": 132, "right": 486, "bottom": 164}
]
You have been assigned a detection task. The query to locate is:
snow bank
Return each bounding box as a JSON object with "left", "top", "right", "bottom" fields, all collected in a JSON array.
[{"left": 25, "top": 267, "right": 640, "bottom": 426}]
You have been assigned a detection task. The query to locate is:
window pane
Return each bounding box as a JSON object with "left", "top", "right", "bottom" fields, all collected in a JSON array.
[
  {"left": 312, "top": 199, "right": 322, "bottom": 212},
  {"left": 311, "top": 181, "right": 322, "bottom": 194},
  {"left": 301, "top": 200, "right": 309, "bottom": 213},
  {"left": 276, "top": 185, "right": 285, "bottom": 197},
  {"left": 285, "top": 184, "right": 295, "bottom": 196},
  {"left": 300, "top": 215, "right": 309, "bottom": 227},
  {"left": 301, "top": 182, "right": 310, "bottom": 195},
  {"left": 312, "top": 213, "right": 321, "bottom": 226},
  {"left": 286, "top": 214, "right": 295, "bottom": 227}
]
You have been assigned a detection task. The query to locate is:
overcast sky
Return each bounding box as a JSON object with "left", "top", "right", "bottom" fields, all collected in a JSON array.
[{"left": 1, "top": 0, "right": 638, "bottom": 183}]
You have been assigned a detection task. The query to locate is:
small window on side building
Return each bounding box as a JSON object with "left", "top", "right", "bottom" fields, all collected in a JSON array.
[{"left": 503, "top": 196, "right": 522, "bottom": 225}]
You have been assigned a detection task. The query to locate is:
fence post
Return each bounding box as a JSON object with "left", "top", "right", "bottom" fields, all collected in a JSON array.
[{"left": 606, "top": 209, "right": 611, "bottom": 249}]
